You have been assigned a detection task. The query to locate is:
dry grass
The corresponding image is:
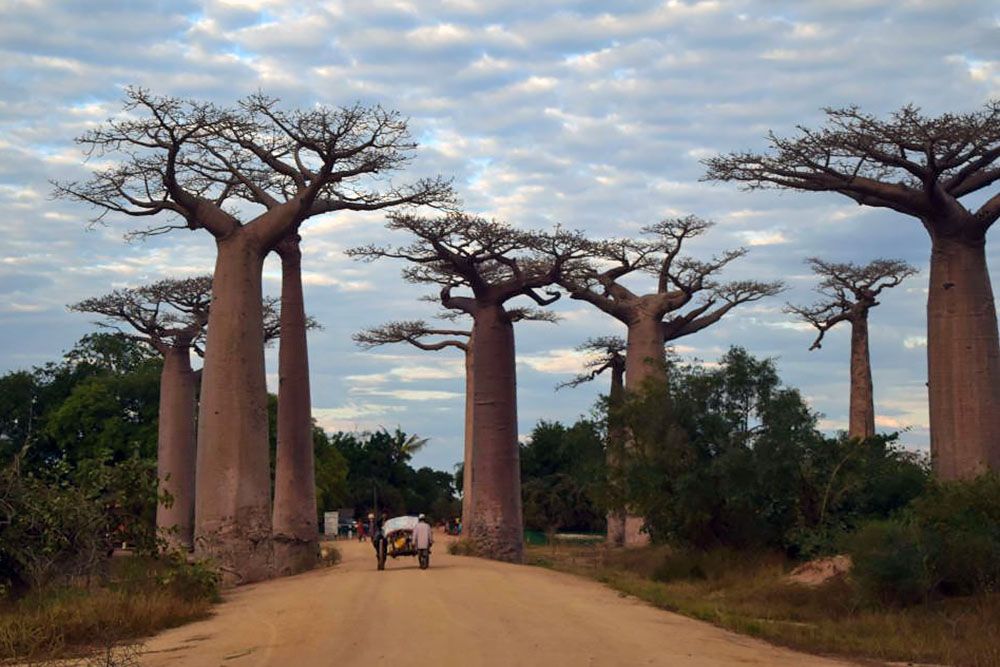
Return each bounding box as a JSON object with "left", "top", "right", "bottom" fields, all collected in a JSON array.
[
  {"left": 0, "top": 557, "right": 216, "bottom": 664},
  {"left": 528, "top": 543, "right": 1000, "bottom": 667}
]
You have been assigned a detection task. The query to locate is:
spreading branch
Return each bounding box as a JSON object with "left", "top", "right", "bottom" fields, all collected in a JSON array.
[
  {"left": 348, "top": 212, "right": 591, "bottom": 313},
  {"left": 704, "top": 101, "right": 1000, "bottom": 235},
  {"left": 548, "top": 216, "right": 781, "bottom": 335},
  {"left": 54, "top": 87, "right": 457, "bottom": 245}
]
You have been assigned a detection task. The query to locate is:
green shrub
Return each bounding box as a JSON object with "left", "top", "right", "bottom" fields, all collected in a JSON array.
[
  {"left": 912, "top": 474, "right": 1000, "bottom": 596},
  {"left": 848, "top": 474, "right": 1000, "bottom": 606},
  {"left": 156, "top": 556, "right": 220, "bottom": 603},
  {"left": 847, "top": 520, "right": 930, "bottom": 606}
]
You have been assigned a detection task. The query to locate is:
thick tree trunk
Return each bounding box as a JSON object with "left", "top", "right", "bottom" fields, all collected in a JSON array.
[
  {"left": 848, "top": 315, "right": 876, "bottom": 440},
  {"left": 272, "top": 238, "right": 319, "bottom": 576},
  {"left": 618, "top": 316, "right": 664, "bottom": 547},
  {"left": 461, "top": 342, "right": 474, "bottom": 533},
  {"left": 468, "top": 304, "right": 523, "bottom": 562},
  {"left": 194, "top": 232, "right": 273, "bottom": 584},
  {"left": 157, "top": 345, "right": 197, "bottom": 551},
  {"left": 927, "top": 234, "right": 1000, "bottom": 479},
  {"left": 625, "top": 315, "right": 668, "bottom": 389},
  {"left": 606, "top": 360, "right": 626, "bottom": 547}
]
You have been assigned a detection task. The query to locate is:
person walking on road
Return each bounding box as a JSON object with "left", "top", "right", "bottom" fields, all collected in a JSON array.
[{"left": 413, "top": 514, "right": 433, "bottom": 569}]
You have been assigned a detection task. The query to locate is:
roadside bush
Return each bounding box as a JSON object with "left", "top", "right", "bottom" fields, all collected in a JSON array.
[
  {"left": 847, "top": 520, "right": 930, "bottom": 606},
  {"left": 155, "top": 556, "right": 221, "bottom": 603},
  {"left": 912, "top": 474, "right": 1000, "bottom": 596},
  {"left": 847, "top": 474, "right": 1000, "bottom": 606},
  {"left": 0, "top": 452, "right": 159, "bottom": 595}
]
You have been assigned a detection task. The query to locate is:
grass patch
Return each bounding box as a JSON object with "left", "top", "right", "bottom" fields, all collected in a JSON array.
[
  {"left": 527, "top": 543, "right": 1000, "bottom": 666},
  {"left": 0, "top": 556, "right": 217, "bottom": 663}
]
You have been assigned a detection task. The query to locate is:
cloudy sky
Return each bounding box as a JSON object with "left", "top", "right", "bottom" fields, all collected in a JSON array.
[{"left": 2, "top": 0, "right": 999, "bottom": 472}]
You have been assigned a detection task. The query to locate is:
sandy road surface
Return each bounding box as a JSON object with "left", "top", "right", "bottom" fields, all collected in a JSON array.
[{"left": 142, "top": 537, "right": 857, "bottom": 667}]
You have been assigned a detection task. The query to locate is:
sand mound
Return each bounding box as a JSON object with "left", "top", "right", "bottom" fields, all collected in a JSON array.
[{"left": 786, "top": 555, "right": 852, "bottom": 586}]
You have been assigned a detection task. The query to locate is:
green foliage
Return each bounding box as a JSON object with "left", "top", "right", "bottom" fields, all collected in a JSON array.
[
  {"left": 155, "top": 555, "right": 221, "bottom": 603},
  {"left": 610, "top": 347, "right": 928, "bottom": 553},
  {"left": 0, "top": 334, "right": 162, "bottom": 595},
  {"left": 911, "top": 473, "right": 1000, "bottom": 596},
  {"left": 848, "top": 474, "right": 1000, "bottom": 606},
  {"left": 0, "top": 450, "right": 160, "bottom": 593},
  {"left": 520, "top": 420, "right": 606, "bottom": 532},
  {"left": 847, "top": 520, "right": 930, "bottom": 606},
  {"left": 332, "top": 428, "right": 458, "bottom": 519},
  {"left": 0, "top": 555, "right": 216, "bottom": 662},
  {"left": 313, "top": 427, "right": 349, "bottom": 517}
]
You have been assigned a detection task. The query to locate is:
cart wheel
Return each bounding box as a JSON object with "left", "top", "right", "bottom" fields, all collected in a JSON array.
[{"left": 377, "top": 540, "right": 387, "bottom": 571}]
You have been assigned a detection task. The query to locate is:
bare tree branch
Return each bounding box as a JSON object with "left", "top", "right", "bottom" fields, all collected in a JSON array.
[{"left": 704, "top": 101, "right": 1000, "bottom": 233}]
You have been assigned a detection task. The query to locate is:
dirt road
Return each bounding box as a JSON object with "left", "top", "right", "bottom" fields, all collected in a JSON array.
[{"left": 142, "top": 538, "right": 856, "bottom": 667}]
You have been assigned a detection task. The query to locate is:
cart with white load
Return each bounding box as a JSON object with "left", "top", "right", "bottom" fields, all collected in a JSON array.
[{"left": 374, "top": 515, "right": 429, "bottom": 570}]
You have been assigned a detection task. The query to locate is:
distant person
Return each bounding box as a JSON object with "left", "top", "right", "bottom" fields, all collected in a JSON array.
[{"left": 413, "top": 513, "right": 433, "bottom": 563}]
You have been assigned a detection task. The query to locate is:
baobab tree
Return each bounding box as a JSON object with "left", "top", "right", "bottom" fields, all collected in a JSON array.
[
  {"left": 552, "top": 216, "right": 783, "bottom": 545},
  {"left": 349, "top": 212, "right": 588, "bottom": 561},
  {"left": 271, "top": 233, "right": 318, "bottom": 575},
  {"left": 70, "top": 276, "right": 211, "bottom": 552},
  {"left": 787, "top": 258, "right": 917, "bottom": 441},
  {"left": 704, "top": 102, "right": 1000, "bottom": 480},
  {"left": 354, "top": 308, "right": 556, "bottom": 531},
  {"left": 557, "top": 336, "right": 627, "bottom": 545},
  {"left": 56, "top": 88, "right": 454, "bottom": 582},
  {"left": 71, "top": 277, "right": 288, "bottom": 552}
]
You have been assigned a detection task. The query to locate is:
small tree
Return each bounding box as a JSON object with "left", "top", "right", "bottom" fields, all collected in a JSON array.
[
  {"left": 350, "top": 212, "right": 588, "bottom": 561},
  {"left": 57, "top": 88, "right": 453, "bottom": 581},
  {"left": 705, "top": 102, "right": 1000, "bottom": 479},
  {"left": 787, "top": 258, "right": 917, "bottom": 440}
]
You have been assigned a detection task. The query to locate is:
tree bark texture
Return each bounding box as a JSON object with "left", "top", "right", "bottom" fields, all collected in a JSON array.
[
  {"left": 468, "top": 305, "right": 524, "bottom": 562},
  {"left": 848, "top": 315, "right": 876, "bottom": 440},
  {"left": 157, "top": 345, "right": 197, "bottom": 551},
  {"left": 461, "top": 339, "right": 475, "bottom": 533},
  {"left": 194, "top": 233, "right": 273, "bottom": 584},
  {"left": 619, "top": 316, "right": 663, "bottom": 547},
  {"left": 625, "top": 315, "right": 668, "bottom": 390},
  {"left": 927, "top": 234, "right": 1000, "bottom": 479},
  {"left": 272, "top": 239, "right": 319, "bottom": 576}
]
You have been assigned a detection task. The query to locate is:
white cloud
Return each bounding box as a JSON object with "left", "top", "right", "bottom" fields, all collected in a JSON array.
[{"left": 1, "top": 0, "right": 997, "bottom": 471}]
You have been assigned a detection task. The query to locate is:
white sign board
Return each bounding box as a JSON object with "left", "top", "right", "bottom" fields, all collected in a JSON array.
[{"left": 323, "top": 511, "right": 339, "bottom": 536}]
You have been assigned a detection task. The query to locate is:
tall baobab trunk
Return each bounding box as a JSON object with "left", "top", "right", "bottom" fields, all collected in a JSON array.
[
  {"left": 468, "top": 305, "right": 523, "bottom": 562},
  {"left": 606, "top": 356, "right": 626, "bottom": 547},
  {"left": 619, "top": 313, "right": 663, "bottom": 547},
  {"left": 625, "top": 314, "right": 667, "bottom": 389},
  {"left": 848, "top": 314, "right": 876, "bottom": 440},
  {"left": 461, "top": 335, "right": 475, "bottom": 532},
  {"left": 272, "top": 236, "right": 319, "bottom": 575},
  {"left": 927, "top": 234, "right": 1000, "bottom": 479},
  {"left": 157, "top": 344, "right": 197, "bottom": 551},
  {"left": 195, "top": 232, "right": 273, "bottom": 584}
]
